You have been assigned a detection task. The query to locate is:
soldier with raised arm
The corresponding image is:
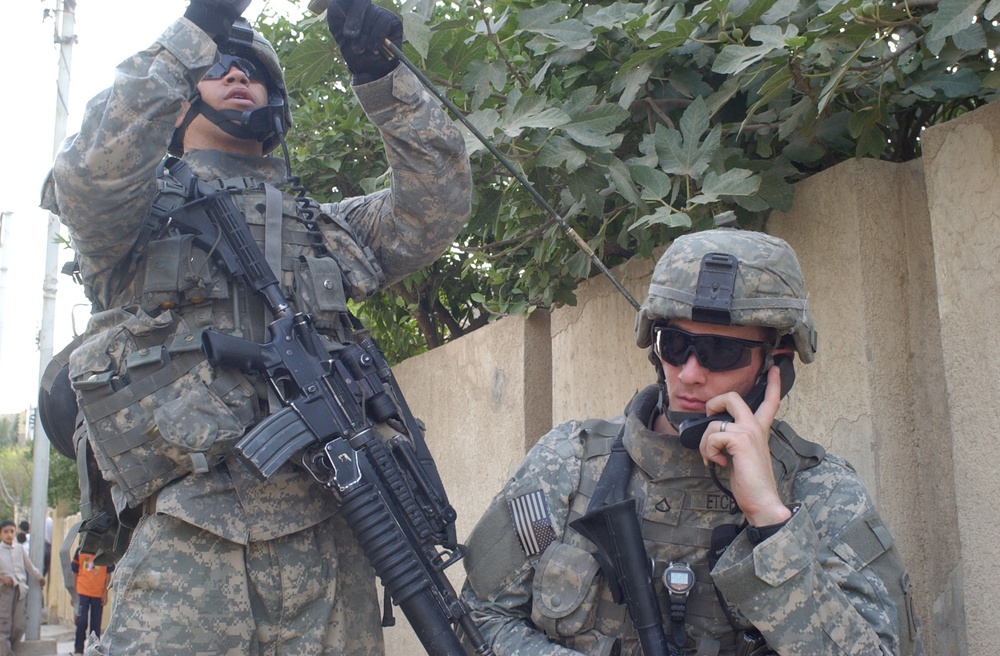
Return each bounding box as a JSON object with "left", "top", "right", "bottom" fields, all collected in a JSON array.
[{"left": 41, "top": 1, "right": 470, "bottom": 653}]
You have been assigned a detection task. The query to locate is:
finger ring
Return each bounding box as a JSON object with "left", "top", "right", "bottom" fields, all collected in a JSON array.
[{"left": 720, "top": 421, "right": 728, "bottom": 432}]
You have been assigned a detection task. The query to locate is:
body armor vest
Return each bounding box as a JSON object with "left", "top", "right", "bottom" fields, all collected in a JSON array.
[
  {"left": 528, "top": 386, "right": 824, "bottom": 656},
  {"left": 69, "top": 161, "right": 387, "bottom": 514}
]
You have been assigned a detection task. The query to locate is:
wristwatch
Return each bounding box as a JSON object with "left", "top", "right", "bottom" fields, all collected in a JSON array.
[
  {"left": 746, "top": 503, "right": 801, "bottom": 545},
  {"left": 663, "top": 561, "right": 696, "bottom": 597},
  {"left": 662, "top": 561, "right": 696, "bottom": 648}
]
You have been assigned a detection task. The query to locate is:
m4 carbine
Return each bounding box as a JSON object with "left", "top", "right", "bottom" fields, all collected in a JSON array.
[{"left": 161, "top": 157, "right": 492, "bottom": 656}]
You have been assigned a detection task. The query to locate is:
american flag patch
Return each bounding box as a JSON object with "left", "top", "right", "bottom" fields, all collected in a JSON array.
[{"left": 508, "top": 490, "right": 556, "bottom": 557}]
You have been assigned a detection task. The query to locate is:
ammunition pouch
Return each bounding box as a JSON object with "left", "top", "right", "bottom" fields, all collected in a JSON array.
[
  {"left": 531, "top": 541, "right": 603, "bottom": 639},
  {"left": 71, "top": 306, "right": 258, "bottom": 508},
  {"left": 77, "top": 512, "right": 118, "bottom": 567},
  {"left": 77, "top": 506, "right": 143, "bottom": 568}
]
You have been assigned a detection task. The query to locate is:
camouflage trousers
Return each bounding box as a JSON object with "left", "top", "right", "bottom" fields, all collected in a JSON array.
[{"left": 85, "top": 511, "right": 385, "bottom": 656}]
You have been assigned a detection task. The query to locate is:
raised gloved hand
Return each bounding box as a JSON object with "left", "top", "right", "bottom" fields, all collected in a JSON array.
[
  {"left": 326, "top": 0, "right": 403, "bottom": 83},
  {"left": 185, "top": 0, "right": 253, "bottom": 38}
]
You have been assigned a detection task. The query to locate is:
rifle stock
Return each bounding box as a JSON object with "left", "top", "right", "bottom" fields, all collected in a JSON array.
[{"left": 570, "top": 499, "right": 680, "bottom": 656}]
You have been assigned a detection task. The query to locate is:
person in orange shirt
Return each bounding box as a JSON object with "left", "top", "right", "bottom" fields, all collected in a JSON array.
[{"left": 70, "top": 548, "right": 113, "bottom": 656}]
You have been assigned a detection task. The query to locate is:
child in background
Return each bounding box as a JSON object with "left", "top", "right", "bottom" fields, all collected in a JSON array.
[{"left": 71, "top": 548, "right": 113, "bottom": 656}]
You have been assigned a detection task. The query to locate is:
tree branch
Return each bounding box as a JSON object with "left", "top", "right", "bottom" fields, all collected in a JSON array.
[{"left": 475, "top": 0, "right": 529, "bottom": 89}]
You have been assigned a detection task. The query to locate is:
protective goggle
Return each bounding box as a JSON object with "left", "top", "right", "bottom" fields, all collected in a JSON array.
[
  {"left": 653, "top": 325, "right": 770, "bottom": 372},
  {"left": 203, "top": 54, "right": 268, "bottom": 85}
]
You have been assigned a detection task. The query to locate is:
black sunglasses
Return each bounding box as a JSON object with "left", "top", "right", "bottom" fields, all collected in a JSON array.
[
  {"left": 203, "top": 54, "right": 268, "bottom": 85},
  {"left": 653, "top": 325, "right": 771, "bottom": 372}
]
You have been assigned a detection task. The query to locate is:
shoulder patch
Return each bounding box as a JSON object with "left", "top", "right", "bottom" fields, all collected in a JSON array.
[{"left": 508, "top": 489, "right": 557, "bottom": 557}]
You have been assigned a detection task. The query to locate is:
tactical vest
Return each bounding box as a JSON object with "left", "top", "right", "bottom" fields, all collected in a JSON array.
[
  {"left": 68, "top": 162, "right": 387, "bottom": 511},
  {"left": 526, "top": 388, "right": 824, "bottom": 656}
]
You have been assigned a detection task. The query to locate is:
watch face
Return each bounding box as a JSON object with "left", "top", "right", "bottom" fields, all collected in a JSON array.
[
  {"left": 668, "top": 571, "right": 691, "bottom": 591},
  {"left": 663, "top": 563, "right": 695, "bottom": 594}
]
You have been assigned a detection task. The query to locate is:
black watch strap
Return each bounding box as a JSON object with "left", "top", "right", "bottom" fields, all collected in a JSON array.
[{"left": 746, "top": 504, "right": 801, "bottom": 545}]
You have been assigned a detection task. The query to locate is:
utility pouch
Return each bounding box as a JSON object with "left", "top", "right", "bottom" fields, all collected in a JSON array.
[
  {"left": 71, "top": 307, "right": 257, "bottom": 508},
  {"left": 319, "top": 210, "right": 386, "bottom": 301},
  {"left": 531, "top": 541, "right": 603, "bottom": 638},
  {"left": 293, "top": 255, "right": 352, "bottom": 338}
]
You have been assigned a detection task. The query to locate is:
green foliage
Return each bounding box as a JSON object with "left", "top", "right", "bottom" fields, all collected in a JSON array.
[
  {"left": 0, "top": 444, "right": 33, "bottom": 521},
  {"left": 0, "top": 433, "right": 79, "bottom": 518},
  {"left": 47, "top": 447, "right": 79, "bottom": 514},
  {"left": 0, "top": 416, "right": 19, "bottom": 449},
  {"left": 258, "top": 0, "right": 998, "bottom": 360}
]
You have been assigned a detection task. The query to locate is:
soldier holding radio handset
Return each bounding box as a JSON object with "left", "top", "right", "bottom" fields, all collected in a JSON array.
[{"left": 461, "top": 229, "right": 924, "bottom": 656}]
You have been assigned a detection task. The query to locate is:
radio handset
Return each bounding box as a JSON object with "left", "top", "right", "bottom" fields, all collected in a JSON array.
[{"left": 678, "top": 355, "right": 795, "bottom": 449}]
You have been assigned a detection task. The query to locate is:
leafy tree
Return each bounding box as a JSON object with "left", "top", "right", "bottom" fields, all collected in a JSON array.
[
  {"left": 48, "top": 446, "right": 79, "bottom": 514},
  {"left": 0, "top": 442, "right": 79, "bottom": 520},
  {"left": 258, "top": 0, "right": 998, "bottom": 360},
  {"left": 0, "top": 444, "right": 33, "bottom": 521},
  {"left": 0, "top": 416, "right": 19, "bottom": 449}
]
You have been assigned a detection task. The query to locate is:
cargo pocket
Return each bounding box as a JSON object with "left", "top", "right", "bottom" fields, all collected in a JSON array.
[
  {"left": 830, "top": 509, "right": 922, "bottom": 655},
  {"left": 320, "top": 212, "right": 386, "bottom": 301},
  {"left": 531, "top": 541, "right": 603, "bottom": 639},
  {"left": 151, "top": 376, "right": 245, "bottom": 475}
]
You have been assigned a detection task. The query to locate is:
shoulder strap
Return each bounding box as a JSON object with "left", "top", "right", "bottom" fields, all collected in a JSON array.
[
  {"left": 584, "top": 386, "right": 661, "bottom": 513},
  {"left": 93, "top": 158, "right": 195, "bottom": 309},
  {"left": 770, "top": 420, "right": 825, "bottom": 477}
]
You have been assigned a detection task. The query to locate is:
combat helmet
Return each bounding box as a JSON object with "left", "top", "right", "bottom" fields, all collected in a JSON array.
[
  {"left": 635, "top": 228, "right": 817, "bottom": 364},
  {"left": 169, "top": 19, "right": 293, "bottom": 156}
]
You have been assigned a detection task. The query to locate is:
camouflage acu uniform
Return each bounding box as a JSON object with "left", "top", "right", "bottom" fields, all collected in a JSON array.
[
  {"left": 42, "top": 17, "right": 470, "bottom": 656},
  {"left": 461, "top": 392, "right": 923, "bottom": 656}
]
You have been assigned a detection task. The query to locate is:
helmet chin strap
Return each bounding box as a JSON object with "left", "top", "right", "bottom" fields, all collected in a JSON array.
[
  {"left": 192, "top": 94, "right": 286, "bottom": 143},
  {"left": 176, "top": 91, "right": 292, "bottom": 179}
]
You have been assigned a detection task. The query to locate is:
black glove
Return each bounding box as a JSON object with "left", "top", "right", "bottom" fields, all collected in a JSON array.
[
  {"left": 327, "top": 0, "right": 403, "bottom": 83},
  {"left": 185, "top": 0, "right": 252, "bottom": 38}
]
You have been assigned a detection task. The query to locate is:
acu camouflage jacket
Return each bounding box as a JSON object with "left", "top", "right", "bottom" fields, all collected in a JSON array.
[
  {"left": 41, "top": 18, "right": 471, "bottom": 544},
  {"left": 461, "top": 387, "right": 922, "bottom": 656}
]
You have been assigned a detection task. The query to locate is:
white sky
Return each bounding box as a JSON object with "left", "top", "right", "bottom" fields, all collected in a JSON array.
[{"left": 0, "top": 0, "right": 303, "bottom": 414}]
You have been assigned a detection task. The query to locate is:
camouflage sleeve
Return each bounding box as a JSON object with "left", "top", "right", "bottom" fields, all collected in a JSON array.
[
  {"left": 318, "top": 65, "right": 472, "bottom": 286},
  {"left": 460, "top": 422, "right": 588, "bottom": 656},
  {"left": 712, "top": 456, "right": 911, "bottom": 655},
  {"left": 45, "top": 18, "right": 217, "bottom": 270}
]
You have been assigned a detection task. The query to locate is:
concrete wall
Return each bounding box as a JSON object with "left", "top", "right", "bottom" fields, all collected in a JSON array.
[
  {"left": 384, "top": 312, "right": 552, "bottom": 655},
  {"left": 919, "top": 100, "right": 1000, "bottom": 656},
  {"left": 767, "top": 157, "right": 960, "bottom": 655},
  {"left": 380, "top": 101, "right": 1000, "bottom": 656}
]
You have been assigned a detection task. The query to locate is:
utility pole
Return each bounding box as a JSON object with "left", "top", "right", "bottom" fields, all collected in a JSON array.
[{"left": 27, "top": 0, "right": 76, "bottom": 639}]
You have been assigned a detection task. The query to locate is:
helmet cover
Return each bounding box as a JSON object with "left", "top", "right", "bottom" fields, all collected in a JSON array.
[{"left": 635, "top": 229, "right": 818, "bottom": 363}]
